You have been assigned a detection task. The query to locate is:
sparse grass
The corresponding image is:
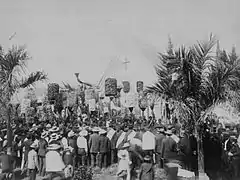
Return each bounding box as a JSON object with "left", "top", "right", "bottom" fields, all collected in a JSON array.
[{"left": 91, "top": 164, "right": 192, "bottom": 180}]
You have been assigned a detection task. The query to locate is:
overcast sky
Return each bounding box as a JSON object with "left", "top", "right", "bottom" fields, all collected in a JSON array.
[{"left": 1, "top": 0, "right": 240, "bottom": 89}]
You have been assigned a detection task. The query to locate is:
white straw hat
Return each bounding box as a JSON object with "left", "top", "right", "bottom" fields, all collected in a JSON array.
[
  {"left": 79, "top": 130, "right": 88, "bottom": 137},
  {"left": 30, "top": 142, "right": 38, "bottom": 148},
  {"left": 50, "top": 126, "right": 60, "bottom": 133},
  {"left": 99, "top": 129, "right": 107, "bottom": 135},
  {"left": 47, "top": 144, "right": 61, "bottom": 150},
  {"left": 68, "top": 131, "right": 75, "bottom": 138}
]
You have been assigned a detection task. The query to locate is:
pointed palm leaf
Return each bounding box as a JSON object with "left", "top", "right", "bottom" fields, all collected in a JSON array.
[
  {"left": 62, "top": 82, "right": 75, "bottom": 92},
  {"left": 20, "top": 71, "right": 47, "bottom": 88}
]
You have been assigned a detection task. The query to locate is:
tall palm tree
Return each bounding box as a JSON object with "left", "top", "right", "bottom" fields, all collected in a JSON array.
[
  {"left": 147, "top": 34, "right": 240, "bottom": 176},
  {"left": 0, "top": 45, "right": 47, "bottom": 147}
]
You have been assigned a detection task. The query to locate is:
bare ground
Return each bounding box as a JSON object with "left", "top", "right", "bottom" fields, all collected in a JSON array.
[{"left": 19, "top": 164, "right": 196, "bottom": 180}]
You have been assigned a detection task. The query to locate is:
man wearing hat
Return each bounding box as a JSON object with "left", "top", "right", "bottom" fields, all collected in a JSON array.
[
  {"left": 98, "top": 129, "right": 111, "bottom": 168},
  {"left": 162, "top": 129, "right": 179, "bottom": 164},
  {"left": 77, "top": 130, "right": 88, "bottom": 166},
  {"left": 155, "top": 125, "right": 166, "bottom": 168},
  {"left": 107, "top": 125, "right": 119, "bottom": 164},
  {"left": 21, "top": 133, "right": 34, "bottom": 170},
  {"left": 89, "top": 127, "right": 100, "bottom": 167},
  {"left": 38, "top": 131, "right": 48, "bottom": 176},
  {"left": 67, "top": 130, "right": 77, "bottom": 168},
  {"left": 28, "top": 142, "right": 39, "bottom": 180}
]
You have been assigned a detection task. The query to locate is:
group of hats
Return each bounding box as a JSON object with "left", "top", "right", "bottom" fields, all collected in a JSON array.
[
  {"left": 49, "top": 126, "right": 60, "bottom": 133},
  {"left": 67, "top": 129, "right": 89, "bottom": 137},
  {"left": 47, "top": 143, "right": 61, "bottom": 150},
  {"left": 41, "top": 125, "right": 61, "bottom": 140},
  {"left": 67, "top": 126, "right": 107, "bottom": 137},
  {"left": 155, "top": 124, "right": 175, "bottom": 135},
  {"left": 92, "top": 127, "right": 107, "bottom": 135}
]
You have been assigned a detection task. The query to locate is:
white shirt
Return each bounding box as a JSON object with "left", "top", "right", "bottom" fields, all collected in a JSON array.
[
  {"left": 142, "top": 131, "right": 156, "bottom": 150},
  {"left": 46, "top": 151, "right": 65, "bottom": 172},
  {"left": 61, "top": 137, "right": 68, "bottom": 149},
  {"left": 77, "top": 136, "right": 88, "bottom": 152}
]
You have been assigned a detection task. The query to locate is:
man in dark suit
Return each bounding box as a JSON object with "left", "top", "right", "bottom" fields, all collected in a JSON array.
[
  {"left": 155, "top": 125, "right": 166, "bottom": 168},
  {"left": 162, "top": 129, "right": 179, "bottom": 163},
  {"left": 88, "top": 127, "right": 100, "bottom": 167},
  {"left": 178, "top": 130, "right": 192, "bottom": 170},
  {"left": 110, "top": 125, "right": 119, "bottom": 164},
  {"left": 98, "top": 129, "right": 111, "bottom": 168}
]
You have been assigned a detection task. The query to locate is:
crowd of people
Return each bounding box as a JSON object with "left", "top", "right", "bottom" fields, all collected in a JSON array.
[
  {"left": 0, "top": 112, "right": 196, "bottom": 180},
  {"left": 0, "top": 112, "right": 239, "bottom": 180}
]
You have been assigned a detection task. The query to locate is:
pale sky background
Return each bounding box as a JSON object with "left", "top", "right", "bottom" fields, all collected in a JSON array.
[{"left": 1, "top": 0, "right": 240, "bottom": 95}]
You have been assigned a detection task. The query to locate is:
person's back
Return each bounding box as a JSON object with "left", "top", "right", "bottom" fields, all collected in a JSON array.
[
  {"left": 0, "top": 153, "right": 13, "bottom": 173},
  {"left": 162, "top": 137, "right": 178, "bottom": 161},
  {"left": 62, "top": 149, "right": 73, "bottom": 166},
  {"left": 98, "top": 135, "right": 110, "bottom": 153},
  {"left": 68, "top": 137, "right": 76, "bottom": 149},
  {"left": 155, "top": 133, "right": 165, "bottom": 154},
  {"left": 23, "top": 138, "right": 33, "bottom": 160},
  {"left": 89, "top": 133, "right": 99, "bottom": 153},
  {"left": 38, "top": 138, "right": 48, "bottom": 157},
  {"left": 68, "top": 137, "right": 77, "bottom": 155}
]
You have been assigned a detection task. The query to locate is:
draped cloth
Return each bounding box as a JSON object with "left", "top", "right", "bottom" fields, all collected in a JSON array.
[
  {"left": 46, "top": 151, "right": 65, "bottom": 172},
  {"left": 116, "top": 132, "right": 126, "bottom": 149}
]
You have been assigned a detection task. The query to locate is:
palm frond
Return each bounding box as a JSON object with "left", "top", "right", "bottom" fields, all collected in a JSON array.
[
  {"left": 149, "top": 34, "right": 240, "bottom": 128},
  {"left": 172, "top": 100, "right": 194, "bottom": 120},
  {"left": 226, "top": 90, "right": 240, "bottom": 108},
  {"left": 20, "top": 71, "right": 47, "bottom": 88},
  {"left": 2, "top": 46, "right": 29, "bottom": 72},
  {"left": 0, "top": 46, "right": 30, "bottom": 86},
  {"left": 62, "top": 82, "right": 75, "bottom": 92},
  {"left": 191, "top": 33, "right": 217, "bottom": 69}
]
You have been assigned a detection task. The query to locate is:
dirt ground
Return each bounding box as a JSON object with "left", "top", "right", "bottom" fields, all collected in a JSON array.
[{"left": 19, "top": 164, "right": 197, "bottom": 180}]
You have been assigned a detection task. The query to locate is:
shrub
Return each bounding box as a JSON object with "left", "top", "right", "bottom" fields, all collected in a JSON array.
[{"left": 73, "top": 166, "right": 93, "bottom": 180}]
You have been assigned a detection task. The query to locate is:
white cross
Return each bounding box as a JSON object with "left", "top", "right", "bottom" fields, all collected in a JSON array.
[{"left": 123, "top": 58, "right": 130, "bottom": 71}]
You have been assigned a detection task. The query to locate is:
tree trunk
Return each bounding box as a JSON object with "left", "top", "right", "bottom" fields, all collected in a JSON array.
[
  {"left": 195, "top": 124, "right": 209, "bottom": 179},
  {"left": 197, "top": 132, "right": 204, "bottom": 174},
  {"left": 7, "top": 106, "right": 12, "bottom": 148}
]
